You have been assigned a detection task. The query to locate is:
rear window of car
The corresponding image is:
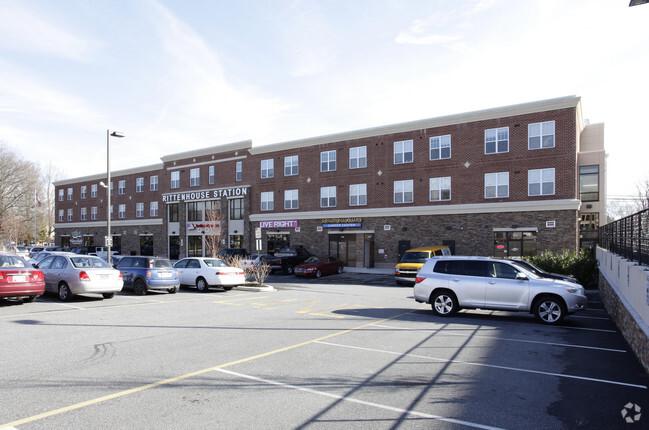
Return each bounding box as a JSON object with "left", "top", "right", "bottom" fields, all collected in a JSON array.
[
  {"left": 151, "top": 259, "right": 172, "bottom": 268},
  {"left": 71, "top": 257, "right": 111, "bottom": 269},
  {"left": 204, "top": 259, "right": 228, "bottom": 268},
  {"left": 0, "top": 255, "right": 29, "bottom": 268}
]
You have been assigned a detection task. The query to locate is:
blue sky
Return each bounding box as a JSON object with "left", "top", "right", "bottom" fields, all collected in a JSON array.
[{"left": 0, "top": 0, "right": 647, "bottom": 202}]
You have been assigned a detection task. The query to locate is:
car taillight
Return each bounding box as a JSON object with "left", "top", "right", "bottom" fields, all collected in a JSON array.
[
  {"left": 79, "top": 271, "right": 90, "bottom": 281},
  {"left": 118, "top": 272, "right": 123, "bottom": 279},
  {"left": 146, "top": 270, "right": 152, "bottom": 278},
  {"left": 33, "top": 271, "right": 44, "bottom": 281},
  {"left": 415, "top": 276, "right": 426, "bottom": 284}
]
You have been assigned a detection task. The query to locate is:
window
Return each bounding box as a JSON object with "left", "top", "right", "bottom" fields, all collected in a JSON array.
[
  {"left": 190, "top": 168, "right": 200, "bottom": 187},
  {"left": 528, "top": 121, "right": 555, "bottom": 149},
  {"left": 261, "top": 192, "right": 274, "bottom": 211},
  {"left": 136, "top": 177, "right": 144, "bottom": 192},
  {"left": 81, "top": 186, "right": 87, "bottom": 199},
  {"left": 187, "top": 202, "right": 203, "bottom": 222},
  {"left": 235, "top": 161, "right": 242, "bottom": 181},
  {"left": 118, "top": 180, "right": 126, "bottom": 195},
  {"left": 136, "top": 203, "right": 144, "bottom": 218},
  {"left": 118, "top": 204, "right": 126, "bottom": 219},
  {"left": 58, "top": 189, "right": 64, "bottom": 201},
  {"left": 230, "top": 198, "right": 243, "bottom": 220},
  {"left": 394, "top": 180, "right": 413, "bottom": 204},
  {"left": 485, "top": 127, "right": 509, "bottom": 154},
  {"left": 485, "top": 172, "right": 509, "bottom": 198},
  {"left": 150, "top": 175, "right": 159, "bottom": 191},
  {"left": 394, "top": 140, "right": 413, "bottom": 164},
  {"left": 284, "top": 156, "right": 298, "bottom": 176},
  {"left": 349, "top": 146, "right": 367, "bottom": 169},
  {"left": 321, "top": 150, "right": 336, "bottom": 172},
  {"left": 320, "top": 186, "right": 336, "bottom": 208},
  {"left": 284, "top": 189, "right": 298, "bottom": 209},
  {"left": 67, "top": 209, "right": 73, "bottom": 221},
  {"left": 168, "top": 203, "right": 179, "bottom": 222},
  {"left": 91, "top": 184, "right": 97, "bottom": 198},
  {"left": 91, "top": 207, "right": 97, "bottom": 220},
  {"left": 80, "top": 207, "right": 87, "bottom": 221},
  {"left": 171, "top": 171, "right": 180, "bottom": 189},
  {"left": 528, "top": 168, "right": 555, "bottom": 196},
  {"left": 58, "top": 209, "right": 64, "bottom": 222},
  {"left": 579, "top": 165, "right": 599, "bottom": 202},
  {"left": 67, "top": 188, "right": 73, "bottom": 200},
  {"left": 349, "top": 184, "right": 367, "bottom": 206},
  {"left": 430, "top": 135, "right": 451, "bottom": 160},
  {"left": 209, "top": 166, "right": 215, "bottom": 185},
  {"left": 430, "top": 177, "right": 451, "bottom": 201},
  {"left": 110, "top": 182, "right": 113, "bottom": 196},
  {"left": 150, "top": 201, "right": 158, "bottom": 217},
  {"left": 261, "top": 159, "right": 274, "bottom": 178},
  {"left": 110, "top": 205, "right": 113, "bottom": 219}
]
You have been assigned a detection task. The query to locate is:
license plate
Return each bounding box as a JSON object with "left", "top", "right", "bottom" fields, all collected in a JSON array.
[
  {"left": 10, "top": 275, "right": 27, "bottom": 283},
  {"left": 158, "top": 272, "right": 172, "bottom": 278}
]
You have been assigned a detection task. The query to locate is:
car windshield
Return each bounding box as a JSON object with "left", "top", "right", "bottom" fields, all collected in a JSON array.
[
  {"left": 71, "top": 257, "right": 111, "bottom": 269},
  {"left": 203, "top": 259, "right": 228, "bottom": 268},
  {"left": 510, "top": 260, "right": 543, "bottom": 276},
  {"left": 0, "top": 255, "right": 29, "bottom": 268},
  {"left": 304, "top": 257, "right": 323, "bottom": 264},
  {"left": 400, "top": 252, "right": 430, "bottom": 263},
  {"left": 151, "top": 259, "right": 173, "bottom": 268}
]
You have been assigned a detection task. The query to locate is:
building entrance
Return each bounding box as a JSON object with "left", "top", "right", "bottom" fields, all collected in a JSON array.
[
  {"left": 329, "top": 234, "right": 357, "bottom": 267},
  {"left": 493, "top": 231, "right": 537, "bottom": 257},
  {"left": 267, "top": 234, "right": 290, "bottom": 254}
]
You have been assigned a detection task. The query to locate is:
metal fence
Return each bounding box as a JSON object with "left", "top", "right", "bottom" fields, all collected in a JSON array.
[{"left": 599, "top": 208, "right": 649, "bottom": 266}]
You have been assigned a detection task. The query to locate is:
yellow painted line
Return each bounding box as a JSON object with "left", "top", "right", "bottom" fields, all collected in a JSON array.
[{"left": 0, "top": 308, "right": 420, "bottom": 429}]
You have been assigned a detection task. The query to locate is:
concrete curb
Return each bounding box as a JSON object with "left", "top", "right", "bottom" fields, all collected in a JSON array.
[{"left": 237, "top": 284, "right": 276, "bottom": 292}]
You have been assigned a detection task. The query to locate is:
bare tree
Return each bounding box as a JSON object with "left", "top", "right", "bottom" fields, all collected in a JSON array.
[
  {"left": 204, "top": 200, "right": 224, "bottom": 257},
  {"left": 41, "top": 161, "right": 64, "bottom": 243}
]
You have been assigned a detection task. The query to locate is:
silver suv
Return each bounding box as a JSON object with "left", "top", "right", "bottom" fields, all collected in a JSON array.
[{"left": 413, "top": 256, "right": 587, "bottom": 324}]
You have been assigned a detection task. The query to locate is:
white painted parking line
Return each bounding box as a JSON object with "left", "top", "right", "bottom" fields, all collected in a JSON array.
[
  {"left": 214, "top": 368, "right": 507, "bottom": 430},
  {"left": 315, "top": 341, "right": 648, "bottom": 390},
  {"left": 571, "top": 315, "right": 610, "bottom": 320},
  {"left": 373, "top": 324, "right": 627, "bottom": 353},
  {"left": 53, "top": 303, "right": 86, "bottom": 310}
]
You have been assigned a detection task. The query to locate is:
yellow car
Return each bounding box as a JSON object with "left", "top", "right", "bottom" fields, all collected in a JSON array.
[{"left": 394, "top": 246, "right": 451, "bottom": 286}]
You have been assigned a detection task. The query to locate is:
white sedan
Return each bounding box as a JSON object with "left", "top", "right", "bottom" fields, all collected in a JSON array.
[{"left": 173, "top": 257, "right": 245, "bottom": 292}]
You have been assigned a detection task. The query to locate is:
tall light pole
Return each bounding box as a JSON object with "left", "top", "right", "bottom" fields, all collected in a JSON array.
[{"left": 106, "top": 130, "right": 124, "bottom": 262}]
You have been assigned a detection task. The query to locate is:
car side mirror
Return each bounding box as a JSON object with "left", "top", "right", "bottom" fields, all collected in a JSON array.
[{"left": 515, "top": 272, "right": 528, "bottom": 281}]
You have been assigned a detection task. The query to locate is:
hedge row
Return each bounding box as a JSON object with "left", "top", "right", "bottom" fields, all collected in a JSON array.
[{"left": 527, "top": 249, "right": 598, "bottom": 287}]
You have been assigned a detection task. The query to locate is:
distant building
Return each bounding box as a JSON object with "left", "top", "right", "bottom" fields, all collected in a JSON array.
[{"left": 54, "top": 95, "right": 605, "bottom": 267}]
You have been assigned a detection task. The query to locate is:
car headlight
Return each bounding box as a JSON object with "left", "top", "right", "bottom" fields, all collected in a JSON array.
[{"left": 565, "top": 286, "right": 582, "bottom": 294}]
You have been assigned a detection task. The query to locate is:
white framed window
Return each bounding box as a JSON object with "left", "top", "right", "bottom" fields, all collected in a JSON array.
[
  {"left": 528, "top": 168, "right": 555, "bottom": 196},
  {"left": 261, "top": 159, "right": 274, "bottom": 178},
  {"left": 110, "top": 182, "right": 113, "bottom": 196},
  {"left": 136, "top": 177, "right": 144, "bottom": 193},
  {"left": 67, "top": 188, "right": 73, "bottom": 200},
  {"left": 430, "top": 135, "right": 451, "bottom": 160},
  {"left": 430, "top": 177, "right": 451, "bottom": 201},
  {"left": 284, "top": 189, "right": 298, "bottom": 209},
  {"left": 110, "top": 205, "right": 113, "bottom": 220},
  {"left": 349, "top": 146, "right": 367, "bottom": 169},
  {"left": 190, "top": 168, "right": 200, "bottom": 187},
  {"left": 136, "top": 203, "right": 144, "bottom": 218},
  {"left": 58, "top": 209, "right": 64, "bottom": 222},
  {"left": 118, "top": 180, "right": 126, "bottom": 195},
  {"left": 118, "top": 204, "right": 126, "bottom": 219},
  {"left": 91, "top": 184, "right": 98, "bottom": 198},
  {"left": 261, "top": 192, "right": 274, "bottom": 211},
  {"left": 58, "top": 189, "right": 64, "bottom": 202},
  {"left": 349, "top": 184, "right": 367, "bottom": 206},
  {"left": 284, "top": 156, "right": 298, "bottom": 176},
  {"left": 80, "top": 207, "right": 87, "bottom": 221},
  {"left": 485, "top": 172, "right": 509, "bottom": 198},
  {"left": 320, "top": 186, "right": 336, "bottom": 208},
  {"left": 150, "top": 175, "right": 159, "bottom": 191},
  {"left": 209, "top": 166, "right": 215, "bottom": 185},
  {"left": 67, "top": 208, "right": 73, "bottom": 221},
  {"left": 528, "top": 121, "right": 555, "bottom": 149},
  {"left": 171, "top": 171, "right": 180, "bottom": 189},
  {"left": 150, "top": 201, "right": 159, "bottom": 217},
  {"left": 394, "top": 140, "right": 413, "bottom": 164},
  {"left": 321, "top": 150, "right": 336, "bottom": 172},
  {"left": 485, "top": 127, "right": 509, "bottom": 154},
  {"left": 91, "top": 207, "right": 97, "bottom": 220},
  {"left": 394, "top": 180, "right": 414, "bottom": 204},
  {"left": 80, "top": 186, "right": 87, "bottom": 199},
  {"left": 235, "top": 161, "right": 242, "bottom": 181}
]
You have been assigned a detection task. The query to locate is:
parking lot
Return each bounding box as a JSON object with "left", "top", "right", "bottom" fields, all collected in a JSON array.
[{"left": 1, "top": 273, "right": 647, "bottom": 429}]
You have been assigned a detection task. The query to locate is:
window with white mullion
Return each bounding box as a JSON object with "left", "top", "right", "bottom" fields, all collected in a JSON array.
[
  {"left": 429, "top": 135, "right": 451, "bottom": 160},
  {"left": 261, "top": 159, "right": 274, "bottom": 178},
  {"left": 485, "top": 172, "right": 509, "bottom": 198},
  {"left": 349, "top": 146, "right": 367, "bottom": 169},
  {"left": 349, "top": 184, "right": 367, "bottom": 206},
  {"left": 528, "top": 121, "right": 555, "bottom": 149},
  {"left": 320, "top": 186, "right": 336, "bottom": 208},
  {"left": 528, "top": 168, "right": 555, "bottom": 196},
  {"left": 393, "top": 140, "right": 413, "bottom": 164},
  {"left": 429, "top": 177, "right": 451, "bottom": 201},
  {"left": 394, "top": 180, "right": 413, "bottom": 204},
  {"left": 284, "top": 189, "right": 298, "bottom": 209},
  {"left": 485, "top": 127, "right": 509, "bottom": 154},
  {"left": 321, "top": 150, "right": 336, "bottom": 172}
]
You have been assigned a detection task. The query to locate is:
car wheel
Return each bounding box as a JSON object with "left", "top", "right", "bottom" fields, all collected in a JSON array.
[
  {"left": 285, "top": 265, "right": 294, "bottom": 275},
  {"left": 58, "top": 283, "right": 73, "bottom": 301},
  {"left": 102, "top": 293, "right": 115, "bottom": 299},
  {"left": 167, "top": 287, "right": 178, "bottom": 294},
  {"left": 133, "top": 279, "right": 147, "bottom": 296},
  {"left": 534, "top": 295, "right": 566, "bottom": 324},
  {"left": 22, "top": 295, "right": 37, "bottom": 303},
  {"left": 430, "top": 290, "right": 458, "bottom": 317},
  {"left": 196, "top": 277, "right": 209, "bottom": 292},
  {"left": 337, "top": 265, "right": 343, "bottom": 274},
  {"left": 315, "top": 269, "right": 322, "bottom": 278},
  {"left": 223, "top": 286, "right": 234, "bottom": 291}
]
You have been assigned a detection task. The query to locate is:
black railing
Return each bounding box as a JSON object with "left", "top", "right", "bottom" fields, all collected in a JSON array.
[{"left": 599, "top": 208, "right": 649, "bottom": 266}]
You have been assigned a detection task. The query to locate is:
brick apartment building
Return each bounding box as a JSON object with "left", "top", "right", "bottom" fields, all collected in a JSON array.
[{"left": 53, "top": 95, "right": 606, "bottom": 268}]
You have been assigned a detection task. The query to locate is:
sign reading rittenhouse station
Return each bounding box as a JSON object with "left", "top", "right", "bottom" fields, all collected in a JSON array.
[{"left": 162, "top": 186, "right": 248, "bottom": 202}]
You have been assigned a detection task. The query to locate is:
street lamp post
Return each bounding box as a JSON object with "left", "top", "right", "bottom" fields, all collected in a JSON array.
[{"left": 106, "top": 130, "right": 124, "bottom": 262}]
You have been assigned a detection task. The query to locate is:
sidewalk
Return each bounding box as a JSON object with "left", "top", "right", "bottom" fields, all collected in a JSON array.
[{"left": 342, "top": 266, "right": 394, "bottom": 275}]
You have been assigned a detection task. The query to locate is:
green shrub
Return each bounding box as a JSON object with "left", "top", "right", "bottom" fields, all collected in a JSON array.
[{"left": 528, "top": 249, "right": 597, "bottom": 287}]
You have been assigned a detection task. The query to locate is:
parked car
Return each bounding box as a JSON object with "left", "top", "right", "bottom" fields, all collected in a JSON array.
[
  {"left": 29, "top": 246, "right": 45, "bottom": 258},
  {"left": 115, "top": 256, "right": 180, "bottom": 295},
  {"left": 36, "top": 254, "right": 123, "bottom": 301},
  {"left": 413, "top": 256, "right": 587, "bottom": 324},
  {"left": 274, "top": 246, "right": 315, "bottom": 274},
  {"left": 174, "top": 257, "right": 245, "bottom": 291},
  {"left": 6, "top": 246, "right": 30, "bottom": 260},
  {"left": 507, "top": 258, "right": 579, "bottom": 284},
  {"left": 0, "top": 253, "right": 45, "bottom": 302},
  {"left": 216, "top": 248, "right": 248, "bottom": 261},
  {"left": 29, "top": 251, "right": 69, "bottom": 267},
  {"left": 394, "top": 246, "right": 451, "bottom": 286},
  {"left": 294, "top": 256, "right": 344, "bottom": 278},
  {"left": 240, "top": 254, "right": 282, "bottom": 272}
]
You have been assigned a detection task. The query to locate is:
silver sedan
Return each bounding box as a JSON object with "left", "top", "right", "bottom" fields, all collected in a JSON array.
[{"left": 36, "top": 254, "right": 124, "bottom": 301}]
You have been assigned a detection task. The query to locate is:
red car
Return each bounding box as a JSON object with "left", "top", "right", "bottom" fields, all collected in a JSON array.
[
  {"left": 0, "top": 253, "right": 45, "bottom": 302},
  {"left": 294, "top": 256, "right": 344, "bottom": 278}
]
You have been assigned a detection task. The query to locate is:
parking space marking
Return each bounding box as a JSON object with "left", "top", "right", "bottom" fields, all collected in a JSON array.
[
  {"left": 212, "top": 296, "right": 381, "bottom": 318},
  {"left": 214, "top": 368, "right": 506, "bottom": 430},
  {"left": 315, "top": 341, "right": 647, "bottom": 389},
  {"left": 373, "top": 324, "right": 627, "bottom": 353}
]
